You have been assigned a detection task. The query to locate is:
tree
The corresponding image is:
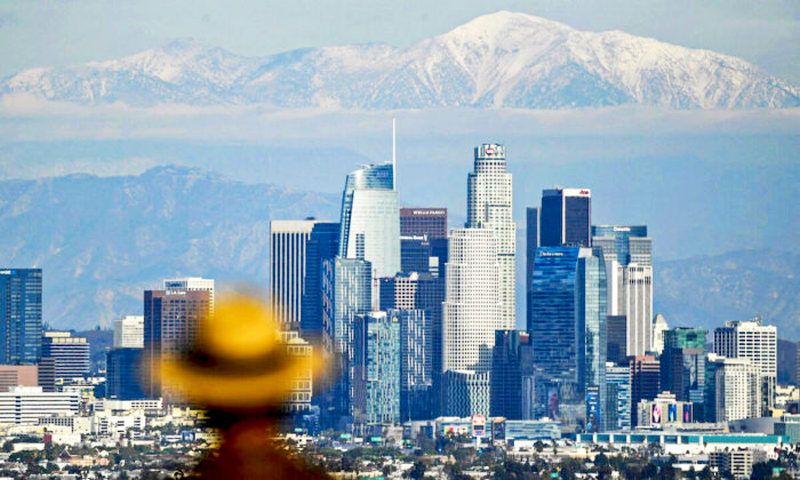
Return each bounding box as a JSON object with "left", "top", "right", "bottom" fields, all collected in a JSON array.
[{"left": 407, "top": 460, "right": 426, "bottom": 479}]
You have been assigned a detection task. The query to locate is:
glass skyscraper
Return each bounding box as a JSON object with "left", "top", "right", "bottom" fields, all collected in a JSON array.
[
  {"left": 352, "top": 311, "right": 401, "bottom": 425},
  {"left": 0, "top": 268, "right": 42, "bottom": 365},
  {"left": 661, "top": 327, "right": 707, "bottom": 416},
  {"left": 540, "top": 188, "right": 591, "bottom": 247},
  {"left": 338, "top": 163, "right": 400, "bottom": 279},
  {"left": 528, "top": 247, "right": 607, "bottom": 429}
]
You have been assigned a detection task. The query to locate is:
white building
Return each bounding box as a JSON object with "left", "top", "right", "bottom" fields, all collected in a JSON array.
[
  {"left": 466, "top": 144, "right": 515, "bottom": 329},
  {"left": 163, "top": 277, "right": 215, "bottom": 311},
  {"left": 713, "top": 318, "right": 777, "bottom": 414},
  {"left": 442, "top": 228, "right": 500, "bottom": 416},
  {"left": 0, "top": 387, "right": 79, "bottom": 425},
  {"left": 652, "top": 314, "right": 669, "bottom": 354},
  {"left": 270, "top": 219, "right": 322, "bottom": 328},
  {"left": 709, "top": 354, "right": 762, "bottom": 422},
  {"left": 113, "top": 315, "right": 144, "bottom": 349}
]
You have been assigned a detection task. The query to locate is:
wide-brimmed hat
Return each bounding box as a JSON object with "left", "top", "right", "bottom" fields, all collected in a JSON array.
[{"left": 160, "top": 294, "right": 320, "bottom": 409}]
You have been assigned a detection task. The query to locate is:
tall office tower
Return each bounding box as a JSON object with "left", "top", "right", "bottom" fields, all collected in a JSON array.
[
  {"left": 40, "top": 332, "right": 90, "bottom": 380},
  {"left": 591, "top": 225, "right": 653, "bottom": 356},
  {"left": 525, "top": 207, "right": 539, "bottom": 331},
  {"left": 604, "top": 362, "right": 631, "bottom": 431},
  {"left": 540, "top": 188, "right": 591, "bottom": 247},
  {"left": 113, "top": 315, "right": 144, "bottom": 349},
  {"left": 320, "top": 257, "right": 372, "bottom": 423},
  {"left": 400, "top": 208, "right": 449, "bottom": 278},
  {"left": 269, "top": 219, "right": 340, "bottom": 335},
  {"left": 338, "top": 162, "right": 400, "bottom": 280},
  {"left": 713, "top": 318, "right": 777, "bottom": 415},
  {"left": 278, "top": 331, "right": 314, "bottom": 414},
  {"left": 352, "top": 311, "right": 400, "bottom": 425},
  {"left": 106, "top": 348, "right": 145, "bottom": 400},
  {"left": 630, "top": 354, "right": 660, "bottom": 428},
  {"left": 0, "top": 269, "right": 42, "bottom": 365},
  {"left": 606, "top": 315, "right": 627, "bottom": 365},
  {"left": 466, "top": 144, "right": 515, "bottom": 328},
  {"left": 491, "top": 330, "right": 534, "bottom": 420},
  {"left": 400, "top": 236, "right": 433, "bottom": 274},
  {"left": 661, "top": 328, "right": 707, "bottom": 415},
  {"left": 652, "top": 314, "right": 669, "bottom": 354},
  {"left": 706, "top": 354, "right": 762, "bottom": 422},
  {"left": 400, "top": 208, "right": 447, "bottom": 239},
  {"left": 143, "top": 287, "right": 212, "bottom": 403},
  {"left": 528, "top": 246, "right": 607, "bottom": 429},
  {"left": 162, "top": 277, "right": 215, "bottom": 310},
  {"left": 442, "top": 228, "right": 501, "bottom": 416}
]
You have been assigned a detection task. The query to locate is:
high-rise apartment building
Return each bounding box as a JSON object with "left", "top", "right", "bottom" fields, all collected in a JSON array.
[
  {"left": 352, "top": 311, "right": 401, "bottom": 425},
  {"left": 540, "top": 188, "right": 591, "bottom": 247},
  {"left": 269, "top": 219, "right": 340, "bottom": 333},
  {"left": 706, "top": 353, "right": 762, "bottom": 422},
  {"left": 0, "top": 269, "right": 42, "bottom": 365},
  {"left": 604, "top": 362, "right": 631, "bottom": 431},
  {"left": 113, "top": 315, "right": 144, "bottom": 349},
  {"left": 713, "top": 318, "right": 777, "bottom": 415},
  {"left": 394, "top": 309, "right": 431, "bottom": 421},
  {"left": 528, "top": 246, "right": 607, "bottom": 428},
  {"left": 630, "top": 354, "right": 660, "bottom": 428},
  {"left": 592, "top": 225, "right": 653, "bottom": 357},
  {"left": 143, "top": 280, "right": 213, "bottom": 404},
  {"left": 338, "top": 163, "right": 400, "bottom": 279},
  {"left": 466, "top": 144, "right": 515, "bottom": 328},
  {"left": 41, "top": 332, "right": 90, "bottom": 380}
]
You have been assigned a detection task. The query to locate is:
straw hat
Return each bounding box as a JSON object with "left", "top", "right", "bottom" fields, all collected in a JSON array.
[{"left": 160, "top": 294, "right": 319, "bottom": 409}]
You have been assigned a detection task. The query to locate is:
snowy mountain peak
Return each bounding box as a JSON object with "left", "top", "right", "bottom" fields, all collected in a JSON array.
[{"left": 2, "top": 12, "right": 797, "bottom": 109}]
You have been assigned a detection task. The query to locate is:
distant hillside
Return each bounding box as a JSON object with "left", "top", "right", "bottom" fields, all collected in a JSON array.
[
  {"left": 0, "top": 166, "right": 339, "bottom": 329},
  {"left": 656, "top": 249, "right": 800, "bottom": 340}
]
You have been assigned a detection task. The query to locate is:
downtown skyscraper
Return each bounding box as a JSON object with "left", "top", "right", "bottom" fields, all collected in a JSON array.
[
  {"left": 0, "top": 268, "right": 42, "bottom": 365},
  {"left": 540, "top": 188, "right": 591, "bottom": 248},
  {"left": 592, "top": 225, "right": 653, "bottom": 357},
  {"left": 466, "top": 143, "right": 516, "bottom": 329}
]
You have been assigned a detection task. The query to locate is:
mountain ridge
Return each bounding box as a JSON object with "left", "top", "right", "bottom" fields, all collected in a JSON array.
[{"left": 2, "top": 11, "right": 797, "bottom": 109}]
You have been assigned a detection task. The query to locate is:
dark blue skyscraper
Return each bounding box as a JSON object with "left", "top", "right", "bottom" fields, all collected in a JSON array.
[
  {"left": 106, "top": 348, "right": 145, "bottom": 400},
  {"left": 540, "top": 188, "right": 591, "bottom": 247},
  {"left": 528, "top": 247, "right": 607, "bottom": 429},
  {"left": 301, "top": 221, "right": 340, "bottom": 344},
  {"left": 0, "top": 269, "right": 42, "bottom": 365},
  {"left": 491, "top": 330, "right": 534, "bottom": 420}
]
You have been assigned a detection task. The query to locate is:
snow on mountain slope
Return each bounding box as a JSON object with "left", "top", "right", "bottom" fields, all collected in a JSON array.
[{"left": 2, "top": 11, "right": 797, "bottom": 109}]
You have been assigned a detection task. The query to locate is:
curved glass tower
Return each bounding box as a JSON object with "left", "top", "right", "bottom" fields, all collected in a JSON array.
[{"left": 338, "top": 162, "right": 400, "bottom": 279}]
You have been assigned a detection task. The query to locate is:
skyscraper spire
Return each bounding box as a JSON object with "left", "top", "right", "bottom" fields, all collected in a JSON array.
[{"left": 392, "top": 117, "right": 397, "bottom": 191}]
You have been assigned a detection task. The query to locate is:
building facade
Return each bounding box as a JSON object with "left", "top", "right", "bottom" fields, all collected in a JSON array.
[
  {"left": 661, "top": 328, "right": 707, "bottom": 411},
  {"left": 41, "top": 332, "right": 90, "bottom": 380},
  {"left": 352, "top": 311, "right": 401, "bottom": 425},
  {"left": 604, "top": 362, "right": 631, "bottom": 431},
  {"left": 466, "top": 144, "right": 515, "bottom": 328},
  {"left": 278, "top": 331, "right": 314, "bottom": 414},
  {"left": 528, "top": 246, "right": 607, "bottom": 429},
  {"left": 113, "top": 315, "right": 144, "bottom": 349},
  {"left": 630, "top": 354, "right": 660, "bottom": 428},
  {"left": 706, "top": 354, "right": 762, "bottom": 423},
  {"left": 491, "top": 330, "right": 534, "bottom": 420},
  {"left": 105, "top": 348, "right": 145, "bottom": 400},
  {"left": 540, "top": 188, "right": 591, "bottom": 247},
  {"left": 0, "top": 387, "right": 79, "bottom": 425},
  {"left": 0, "top": 268, "right": 42, "bottom": 365}
]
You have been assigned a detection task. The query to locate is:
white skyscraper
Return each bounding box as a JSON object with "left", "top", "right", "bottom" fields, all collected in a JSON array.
[
  {"left": 708, "top": 354, "right": 762, "bottom": 422},
  {"left": 713, "top": 317, "right": 777, "bottom": 414},
  {"left": 113, "top": 315, "right": 144, "bottom": 349},
  {"left": 466, "top": 143, "right": 515, "bottom": 328},
  {"left": 652, "top": 314, "right": 669, "bottom": 354},
  {"left": 270, "top": 220, "right": 317, "bottom": 328},
  {"left": 442, "top": 228, "right": 500, "bottom": 416}
]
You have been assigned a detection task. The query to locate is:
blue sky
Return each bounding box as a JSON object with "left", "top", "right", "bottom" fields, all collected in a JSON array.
[{"left": 0, "top": 0, "right": 798, "bottom": 82}]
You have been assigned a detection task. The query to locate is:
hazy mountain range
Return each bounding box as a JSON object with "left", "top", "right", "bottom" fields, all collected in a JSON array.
[
  {"left": 0, "top": 166, "right": 797, "bottom": 340},
  {"left": 2, "top": 11, "right": 797, "bottom": 109}
]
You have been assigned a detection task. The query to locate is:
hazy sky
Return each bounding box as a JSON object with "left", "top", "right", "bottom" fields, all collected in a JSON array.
[{"left": 1, "top": 0, "right": 798, "bottom": 82}]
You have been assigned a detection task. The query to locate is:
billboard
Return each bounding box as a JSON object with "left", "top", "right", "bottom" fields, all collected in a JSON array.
[
  {"left": 668, "top": 404, "right": 677, "bottom": 423},
  {"left": 472, "top": 415, "right": 487, "bottom": 438},
  {"left": 651, "top": 404, "right": 663, "bottom": 425},
  {"left": 683, "top": 404, "right": 693, "bottom": 423}
]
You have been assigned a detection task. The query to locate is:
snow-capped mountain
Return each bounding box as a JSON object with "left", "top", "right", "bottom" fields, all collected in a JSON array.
[{"left": 3, "top": 11, "right": 798, "bottom": 109}]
